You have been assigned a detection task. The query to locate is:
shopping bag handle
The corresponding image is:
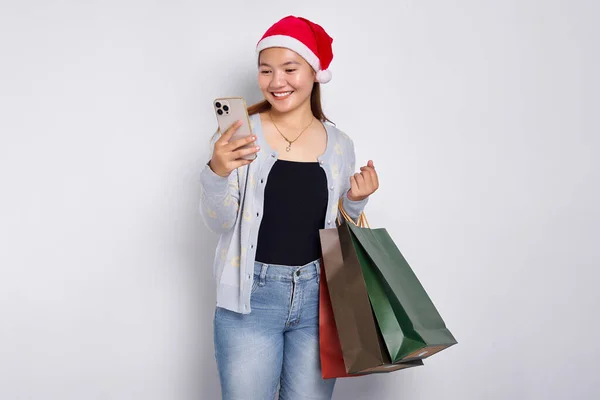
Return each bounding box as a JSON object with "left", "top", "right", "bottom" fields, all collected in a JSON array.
[{"left": 337, "top": 197, "right": 371, "bottom": 228}]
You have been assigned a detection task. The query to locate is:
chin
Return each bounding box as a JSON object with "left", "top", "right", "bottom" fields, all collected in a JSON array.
[{"left": 268, "top": 101, "right": 293, "bottom": 113}]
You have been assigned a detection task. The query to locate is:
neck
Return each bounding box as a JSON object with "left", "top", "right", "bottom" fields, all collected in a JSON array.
[{"left": 269, "top": 99, "right": 314, "bottom": 128}]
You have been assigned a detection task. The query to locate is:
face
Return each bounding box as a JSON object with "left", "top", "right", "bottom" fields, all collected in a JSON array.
[{"left": 258, "top": 47, "right": 316, "bottom": 114}]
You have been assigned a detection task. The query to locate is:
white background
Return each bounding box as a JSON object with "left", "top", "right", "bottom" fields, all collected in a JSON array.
[{"left": 1, "top": 1, "right": 598, "bottom": 399}]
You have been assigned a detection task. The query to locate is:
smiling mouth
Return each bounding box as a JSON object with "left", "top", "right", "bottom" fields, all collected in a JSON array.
[{"left": 271, "top": 91, "right": 293, "bottom": 98}]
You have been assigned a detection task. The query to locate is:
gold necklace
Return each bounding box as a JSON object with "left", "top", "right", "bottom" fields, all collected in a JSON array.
[{"left": 269, "top": 112, "right": 314, "bottom": 152}]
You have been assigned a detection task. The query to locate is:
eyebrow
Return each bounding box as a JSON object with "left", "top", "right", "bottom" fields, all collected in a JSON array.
[{"left": 259, "top": 61, "right": 301, "bottom": 68}]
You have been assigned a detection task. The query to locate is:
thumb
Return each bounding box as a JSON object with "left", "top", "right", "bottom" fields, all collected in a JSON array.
[{"left": 367, "top": 160, "right": 374, "bottom": 169}]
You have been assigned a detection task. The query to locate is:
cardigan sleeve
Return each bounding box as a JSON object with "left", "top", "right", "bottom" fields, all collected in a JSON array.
[
  {"left": 198, "top": 161, "right": 241, "bottom": 234},
  {"left": 339, "top": 136, "right": 369, "bottom": 224}
]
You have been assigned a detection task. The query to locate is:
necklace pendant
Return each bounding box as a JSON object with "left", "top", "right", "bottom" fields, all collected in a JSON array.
[{"left": 286, "top": 145, "right": 291, "bottom": 152}]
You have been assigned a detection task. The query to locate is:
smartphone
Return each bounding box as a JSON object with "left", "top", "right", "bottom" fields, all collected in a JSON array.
[{"left": 213, "top": 97, "right": 256, "bottom": 160}]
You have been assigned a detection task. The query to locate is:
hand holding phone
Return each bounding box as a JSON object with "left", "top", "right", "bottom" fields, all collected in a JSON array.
[
  {"left": 209, "top": 119, "right": 261, "bottom": 177},
  {"left": 213, "top": 97, "right": 256, "bottom": 160}
]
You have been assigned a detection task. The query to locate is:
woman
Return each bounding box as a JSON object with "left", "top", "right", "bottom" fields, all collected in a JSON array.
[{"left": 199, "top": 15, "right": 379, "bottom": 399}]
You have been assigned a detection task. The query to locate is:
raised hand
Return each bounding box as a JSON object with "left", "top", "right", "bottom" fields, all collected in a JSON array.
[
  {"left": 209, "top": 120, "right": 261, "bottom": 177},
  {"left": 347, "top": 160, "right": 379, "bottom": 201}
]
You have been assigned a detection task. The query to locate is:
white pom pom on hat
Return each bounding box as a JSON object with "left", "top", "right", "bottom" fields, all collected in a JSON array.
[
  {"left": 256, "top": 16, "right": 334, "bottom": 84},
  {"left": 315, "top": 69, "right": 332, "bottom": 84}
]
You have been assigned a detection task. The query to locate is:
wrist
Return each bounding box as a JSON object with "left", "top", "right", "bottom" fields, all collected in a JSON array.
[
  {"left": 208, "top": 160, "right": 229, "bottom": 178},
  {"left": 346, "top": 190, "right": 368, "bottom": 202}
]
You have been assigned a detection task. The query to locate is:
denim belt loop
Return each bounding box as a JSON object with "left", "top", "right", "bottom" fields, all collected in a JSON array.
[
  {"left": 315, "top": 258, "right": 321, "bottom": 285},
  {"left": 259, "top": 263, "right": 268, "bottom": 286}
]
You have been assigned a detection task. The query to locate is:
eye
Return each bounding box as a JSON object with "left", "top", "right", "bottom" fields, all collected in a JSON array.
[
  {"left": 260, "top": 70, "right": 272, "bottom": 75},
  {"left": 285, "top": 69, "right": 297, "bottom": 73}
]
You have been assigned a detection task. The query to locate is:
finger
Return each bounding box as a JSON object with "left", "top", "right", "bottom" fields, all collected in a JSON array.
[
  {"left": 229, "top": 158, "right": 254, "bottom": 170},
  {"left": 354, "top": 172, "right": 366, "bottom": 191},
  {"left": 228, "top": 134, "right": 257, "bottom": 152},
  {"left": 216, "top": 120, "right": 243, "bottom": 145},
  {"left": 361, "top": 174, "right": 375, "bottom": 194},
  {"left": 231, "top": 144, "right": 260, "bottom": 160},
  {"left": 371, "top": 168, "right": 379, "bottom": 189},
  {"left": 359, "top": 166, "right": 375, "bottom": 178},
  {"left": 360, "top": 169, "right": 376, "bottom": 187},
  {"left": 360, "top": 166, "right": 378, "bottom": 189},
  {"left": 367, "top": 160, "right": 374, "bottom": 169}
]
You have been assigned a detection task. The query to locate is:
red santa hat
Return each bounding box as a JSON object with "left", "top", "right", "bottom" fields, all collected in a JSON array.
[{"left": 256, "top": 16, "right": 334, "bottom": 84}]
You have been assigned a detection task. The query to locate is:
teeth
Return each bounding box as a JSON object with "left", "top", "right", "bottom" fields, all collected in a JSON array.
[{"left": 273, "top": 91, "right": 292, "bottom": 97}]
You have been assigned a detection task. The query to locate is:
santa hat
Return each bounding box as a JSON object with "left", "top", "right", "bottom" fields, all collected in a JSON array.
[{"left": 256, "top": 16, "right": 334, "bottom": 84}]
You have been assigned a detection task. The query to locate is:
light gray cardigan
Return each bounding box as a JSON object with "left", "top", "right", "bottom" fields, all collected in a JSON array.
[{"left": 199, "top": 113, "right": 368, "bottom": 314}]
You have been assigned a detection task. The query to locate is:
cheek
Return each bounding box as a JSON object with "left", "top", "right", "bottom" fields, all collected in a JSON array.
[
  {"left": 289, "top": 73, "right": 314, "bottom": 90},
  {"left": 257, "top": 75, "right": 270, "bottom": 90}
]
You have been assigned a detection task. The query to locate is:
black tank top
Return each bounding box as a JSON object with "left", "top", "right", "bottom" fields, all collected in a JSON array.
[{"left": 255, "top": 159, "right": 328, "bottom": 266}]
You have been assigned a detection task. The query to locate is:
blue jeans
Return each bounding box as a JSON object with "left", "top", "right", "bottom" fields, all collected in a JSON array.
[{"left": 214, "top": 258, "right": 336, "bottom": 400}]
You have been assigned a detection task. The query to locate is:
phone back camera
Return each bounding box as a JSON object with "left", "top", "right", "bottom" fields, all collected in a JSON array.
[{"left": 215, "top": 101, "right": 230, "bottom": 115}]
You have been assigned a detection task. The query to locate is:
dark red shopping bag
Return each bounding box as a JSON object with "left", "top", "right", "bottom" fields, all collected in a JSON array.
[{"left": 319, "top": 263, "right": 353, "bottom": 379}]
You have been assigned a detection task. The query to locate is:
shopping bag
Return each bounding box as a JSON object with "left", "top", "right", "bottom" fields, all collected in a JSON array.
[
  {"left": 318, "top": 261, "right": 349, "bottom": 379},
  {"left": 338, "top": 199, "right": 458, "bottom": 362},
  {"left": 319, "top": 226, "right": 424, "bottom": 376}
]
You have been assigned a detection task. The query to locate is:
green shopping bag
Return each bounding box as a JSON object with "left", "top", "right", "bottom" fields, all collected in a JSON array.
[{"left": 338, "top": 200, "right": 457, "bottom": 362}]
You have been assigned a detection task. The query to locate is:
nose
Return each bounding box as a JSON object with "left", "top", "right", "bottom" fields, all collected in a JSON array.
[{"left": 269, "top": 69, "right": 286, "bottom": 88}]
